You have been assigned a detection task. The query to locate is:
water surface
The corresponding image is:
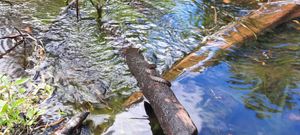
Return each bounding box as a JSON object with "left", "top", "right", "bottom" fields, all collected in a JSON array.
[
  {"left": 1, "top": 0, "right": 300, "bottom": 134},
  {"left": 174, "top": 27, "right": 300, "bottom": 134}
]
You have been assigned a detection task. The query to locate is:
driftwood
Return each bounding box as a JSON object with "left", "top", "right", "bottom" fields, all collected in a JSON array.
[
  {"left": 163, "top": 1, "right": 300, "bottom": 81},
  {"left": 123, "top": 47, "right": 197, "bottom": 135},
  {"left": 53, "top": 112, "right": 89, "bottom": 135}
]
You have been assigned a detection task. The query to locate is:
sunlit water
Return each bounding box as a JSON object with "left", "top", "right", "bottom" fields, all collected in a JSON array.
[
  {"left": 1, "top": 0, "right": 300, "bottom": 134},
  {"left": 174, "top": 28, "right": 300, "bottom": 134}
]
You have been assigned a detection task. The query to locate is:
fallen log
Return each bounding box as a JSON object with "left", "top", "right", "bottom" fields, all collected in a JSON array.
[
  {"left": 123, "top": 47, "right": 197, "bottom": 135},
  {"left": 53, "top": 112, "right": 90, "bottom": 135},
  {"left": 163, "top": 1, "right": 300, "bottom": 81}
]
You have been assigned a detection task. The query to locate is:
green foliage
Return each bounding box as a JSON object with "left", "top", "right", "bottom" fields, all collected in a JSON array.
[{"left": 0, "top": 75, "right": 51, "bottom": 134}]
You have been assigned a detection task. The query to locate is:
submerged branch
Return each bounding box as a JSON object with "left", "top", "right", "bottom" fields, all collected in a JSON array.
[{"left": 163, "top": 1, "right": 300, "bottom": 81}]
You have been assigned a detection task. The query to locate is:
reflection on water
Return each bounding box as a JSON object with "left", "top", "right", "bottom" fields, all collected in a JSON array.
[
  {"left": 227, "top": 27, "right": 300, "bottom": 119},
  {"left": 2, "top": 0, "right": 300, "bottom": 134},
  {"left": 103, "top": 103, "right": 152, "bottom": 135},
  {"left": 173, "top": 27, "right": 300, "bottom": 134}
]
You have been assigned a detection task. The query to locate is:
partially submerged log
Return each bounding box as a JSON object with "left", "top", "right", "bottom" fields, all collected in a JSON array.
[
  {"left": 163, "top": 1, "right": 300, "bottom": 81},
  {"left": 53, "top": 112, "right": 90, "bottom": 135},
  {"left": 123, "top": 47, "right": 197, "bottom": 135}
]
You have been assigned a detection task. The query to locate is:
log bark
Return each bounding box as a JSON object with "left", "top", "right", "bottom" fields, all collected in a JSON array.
[
  {"left": 123, "top": 47, "right": 197, "bottom": 135},
  {"left": 163, "top": 1, "right": 300, "bottom": 81},
  {"left": 53, "top": 112, "right": 90, "bottom": 135}
]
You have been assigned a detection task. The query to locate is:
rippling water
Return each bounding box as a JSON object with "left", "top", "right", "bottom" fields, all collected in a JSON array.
[{"left": 1, "top": 0, "right": 300, "bottom": 134}]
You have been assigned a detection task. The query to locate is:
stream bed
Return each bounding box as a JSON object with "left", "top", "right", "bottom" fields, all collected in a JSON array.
[{"left": 1, "top": 0, "right": 300, "bottom": 134}]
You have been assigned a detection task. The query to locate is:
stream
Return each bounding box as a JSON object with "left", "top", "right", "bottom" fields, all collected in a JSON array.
[{"left": 1, "top": 0, "right": 300, "bottom": 135}]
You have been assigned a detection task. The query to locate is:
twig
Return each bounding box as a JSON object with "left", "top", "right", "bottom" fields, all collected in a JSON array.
[
  {"left": 212, "top": 6, "right": 218, "bottom": 24},
  {"left": 0, "top": 40, "right": 24, "bottom": 58},
  {"left": 76, "top": 0, "right": 80, "bottom": 21},
  {"left": 34, "top": 118, "right": 66, "bottom": 130},
  {"left": 88, "top": 0, "right": 103, "bottom": 26},
  {"left": 238, "top": 20, "right": 258, "bottom": 40},
  {"left": 0, "top": 27, "right": 26, "bottom": 58},
  {"left": 0, "top": 34, "right": 27, "bottom": 39},
  {"left": 0, "top": 0, "right": 13, "bottom": 6},
  {"left": 60, "top": 0, "right": 77, "bottom": 15},
  {"left": 65, "top": 0, "right": 69, "bottom": 5},
  {"left": 88, "top": 0, "right": 96, "bottom": 7},
  {"left": 0, "top": 27, "right": 42, "bottom": 59}
]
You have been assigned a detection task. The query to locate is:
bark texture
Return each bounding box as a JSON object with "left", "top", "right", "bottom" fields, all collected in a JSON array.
[
  {"left": 53, "top": 112, "right": 89, "bottom": 135},
  {"left": 124, "top": 47, "right": 197, "bottom": 135}
]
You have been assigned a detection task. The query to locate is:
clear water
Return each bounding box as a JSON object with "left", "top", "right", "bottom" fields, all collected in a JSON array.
[
  {"left": 173, "top": 28, "right": 300, "bottom": 134},
  {"left": 1, "top": 0, "right": 300, "bottom": 134}
]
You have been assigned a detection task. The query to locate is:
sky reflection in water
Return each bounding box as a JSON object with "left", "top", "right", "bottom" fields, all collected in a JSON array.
[
  {"left": 9, "top": 0, "right": 300, "bottom": 134},
  {"left": 172, "top": 29, "right": 300, "bottom": 134}
]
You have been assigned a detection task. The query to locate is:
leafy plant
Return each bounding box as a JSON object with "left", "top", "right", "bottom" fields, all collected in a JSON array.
[{"left": 0, "top": 75, "right": 51, "bottom": 134}]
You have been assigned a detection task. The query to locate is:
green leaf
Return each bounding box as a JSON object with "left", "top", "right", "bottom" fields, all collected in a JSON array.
[
  {"left": 0, "top": 75, "right": 9, "bottom": 84},
  {"left": 26, "top": 108, "right": 37, "bottom": 120},
  {"left": 0, "top": 100, "right": 8, "bottom": 112},
  {"left": 12, "top": 98, "right": 25, "bottom": 108},
  {"left": 18, "top": 88, "right": 26, "bottom": 94},
  {"left": 14, "top": 78, "right": 29, "bottom": 85},
  {"left": 27, "top": 119, "right": 35, "bottom": 126},
  {"left": 45, "top": 85, "right": 52, "bottom": 94}
]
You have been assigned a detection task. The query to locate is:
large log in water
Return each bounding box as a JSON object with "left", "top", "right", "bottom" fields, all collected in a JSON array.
[
  {"left": 123, "top": 47, "right": 197, "bottom": 135},
  {"left": 163, "top": 1, "right": 300, "bottom": 81}
]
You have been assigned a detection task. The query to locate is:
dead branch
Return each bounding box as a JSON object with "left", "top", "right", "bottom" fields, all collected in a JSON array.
[
  {"left": 0, "top": 27, "right": 26, "bottom": 58},
  {"left": 0, "top": 40, "right": 24, "bottom": 58},
  {"left": 0, "top": 34, "right": 27, "bottom": 40},
  {"left": 34, "top": 118, "right": 66, "bottom": 130},
  {"left": 0, "top": 27, "right": 41, "bottom": 59}
]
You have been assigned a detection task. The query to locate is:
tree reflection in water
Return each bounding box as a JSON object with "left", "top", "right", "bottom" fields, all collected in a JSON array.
[{"left": 226, "top": 28, "right": 300, "bottom": 118}]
